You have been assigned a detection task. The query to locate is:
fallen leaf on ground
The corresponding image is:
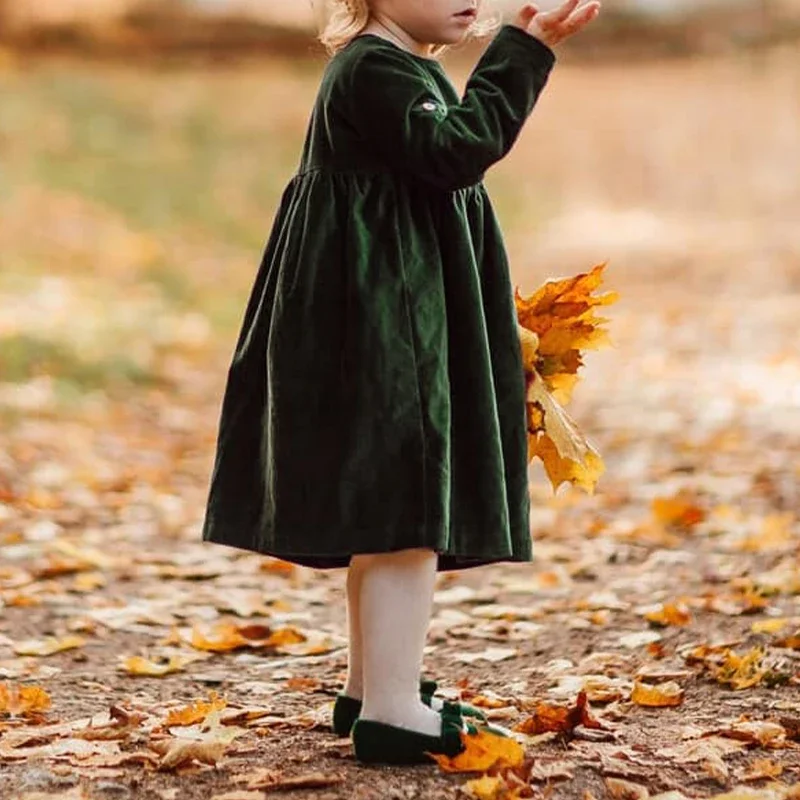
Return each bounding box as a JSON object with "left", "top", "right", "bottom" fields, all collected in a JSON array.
[
  {"left": 711, "top": 647, "right": 768, "bottom": 689},
  {"left": 712, "top": 720, "right": 787, "bottom": 748},
  {"left": 12, "top": 635, "right": 85, "bottom": 656},
  {"left": 240, "top": 768, "right": 345, "bottom": 791},
  {"left": 651, "top": 494, "right": 706, "bottom": 528},
  {"left": 530, "top": 759, "right": 576, "bottom": 782},
  {"left": 454, "top": 647, "right": 517, "bottom": 664},
  {"left": 605, "top": 777, "right": 650, "bottom": 800},
  {"left": 428, "top": 728, "right": 524, "bottom": 773},
  {"left": 151, "top": 708, "right": 247, "bottom": 770},
  {"left": 739, "top": 758, "right": 783, "bottom": 781},
  {"left": 750, "top": 619, "right": 788, "bottom": 635},
  {"left": 618, "top": 630, "right": 663, "bottom": 649},
  {"left": 164, "top": 691, "right": 227, "bottom": 726},
  {"left": 0, "top": 683, "right": 51, "bottom": 717},
  {"left": 460, "top": 775, "right": 513, "bottom": 799},
  {"left": 514, "top": 691, "right": 605, "bottom": 739},
  {"left": 643, "top": 602, "right": 692, "bottom": 627},
  {"left": 119, "top": 654, "right": 200, "bottom": 676},
  {"left": 630, "top": 680, "right": 684, "bottom": 707},
  {"left": 153, "top": 739, "right": 227, "bottom": 770}
]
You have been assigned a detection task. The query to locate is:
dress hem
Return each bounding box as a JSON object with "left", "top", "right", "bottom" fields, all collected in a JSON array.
[{"left": 202, "top": 529, "right": 533, "bottom": 572}]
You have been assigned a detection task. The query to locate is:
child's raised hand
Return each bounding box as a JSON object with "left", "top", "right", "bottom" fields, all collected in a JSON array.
[{"left": 512, "top": 0, "right": 601, "bottom": 48}]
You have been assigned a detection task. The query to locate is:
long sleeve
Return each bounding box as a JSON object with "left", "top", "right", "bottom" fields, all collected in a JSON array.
[{"left": 342, "top": 24, "right": 556, "bottom": 191}]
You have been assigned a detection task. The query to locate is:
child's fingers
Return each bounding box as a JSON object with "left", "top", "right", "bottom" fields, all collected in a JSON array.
[
  {"left": 545, "top": 0, "right": 581, "bottom": 24},
  {"left": 513, "top": 3, "right": 539, "bottom": 28},
  {"left": 563, "top": 1, "right": 601, "bottom": 32}
]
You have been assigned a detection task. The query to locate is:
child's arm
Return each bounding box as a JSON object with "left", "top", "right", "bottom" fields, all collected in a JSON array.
[{"left": 342, "top": 24, "right": 555, "bottom": 192}]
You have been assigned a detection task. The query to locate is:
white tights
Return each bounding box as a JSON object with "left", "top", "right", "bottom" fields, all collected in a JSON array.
[{"left": 343, "top": 548, "right": 442, "bottom": 736}]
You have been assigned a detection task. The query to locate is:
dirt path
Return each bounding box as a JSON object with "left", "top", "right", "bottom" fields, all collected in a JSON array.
[
  {"left": 1, "top": 45, "right": 799, "bottom": 800},
  {"left": 1, "top": 279, "right": 799, "bottom": 799}
]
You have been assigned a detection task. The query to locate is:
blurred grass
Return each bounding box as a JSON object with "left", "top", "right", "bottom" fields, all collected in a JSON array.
[{"left": 1, "top": 45, "right": 798, "bottom": 403}]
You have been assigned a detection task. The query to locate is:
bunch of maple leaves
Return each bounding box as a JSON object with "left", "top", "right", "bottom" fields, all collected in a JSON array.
[{"left": 515, "top": 261, "right": 618, "bottom": 494}]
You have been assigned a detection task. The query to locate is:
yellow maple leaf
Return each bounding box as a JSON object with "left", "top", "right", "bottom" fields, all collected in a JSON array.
[
  {"left": 711, "top": 647, "right": 767, "bottom": 689},
  {"left": 525, "top": 369, "right": 605, "bottom": 493},
  {"left": 751, "top": 619, "right": 788, "bottom": 635},
  {"left": 119, "top": 654, "right": 196, "bottom": 676},
  {"left": 189, "top": 622, "right": 307, "bottom": 653},
  {"left": 190, "top": 624, "right": 250, "bottom": 652},
  {"left": 461, "top": 775, "right": 518, "bottom": 800},
  {"left": 428, "top": 728, "right": 524, "bottom": 773},
  {"left": 12, "top": 635, "right": 85, "bottom": 656},
  {"left": 164, "top": 691, "right": 227, "bottom": 726}
]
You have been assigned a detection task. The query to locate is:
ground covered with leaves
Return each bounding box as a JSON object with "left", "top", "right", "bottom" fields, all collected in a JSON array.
[{"left": 1, "top": 41, "right": 799, "bottom": 800}]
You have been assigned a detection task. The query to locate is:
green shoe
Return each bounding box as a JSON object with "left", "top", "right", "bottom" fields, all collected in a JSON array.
[
  {"left": 352, "top": 711, "right": 476, "bottom": 765},
  {"left": 331, "top": 679, "right": 487, "bottom": 737}
]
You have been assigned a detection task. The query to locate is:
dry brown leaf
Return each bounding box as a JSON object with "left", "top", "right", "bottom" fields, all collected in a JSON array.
[
  {"left": 514, "top": 691, "right": 605, "bottom": 739},
  {"left": 630, "top": 680, "right": 684, "bottom": 707},
  {"left": 155, "top": 739, "right": 227, "bottom": 770},
  {"left": 284, "top": 676, "right": 321, "bottom": 693},
  {"left": 72, "top": 705, "right": 147, "bottom": 740},
  {"left": 529, "top": 759, "right": 576, "bottom": 782},
  {"left": 713, "top": 720, "right": 787, "bottom": 748},
  {"left": 773, "top": 630, "right": 800, "bottom": 649},
  {"left": 16, "top": 788, "right": 94, "bottom": 800},
  {"left": 0, "top": 683, "right": 52, "bottom": 717},
  {"left": 245, "top": 770, "right": 345, "bottom": 791},
  {"left": 662, "top": 737, "right": 743, "bottom": 784},
  {"left": 428, "top": 728, "right": 525, "bottom": 773},
  {"left": 740, "top": 758, "right": 783, "bottom": 781}
]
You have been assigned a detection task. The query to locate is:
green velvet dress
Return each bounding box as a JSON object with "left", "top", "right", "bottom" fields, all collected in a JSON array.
[{"left": 201, "top": 24, "right": 556, "bottom": 570}]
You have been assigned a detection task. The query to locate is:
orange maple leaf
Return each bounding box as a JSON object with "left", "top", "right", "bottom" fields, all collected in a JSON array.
[
  {"left": 514, "top": 262, "right": 616, "bottom": 494},
  {"left": 630, "top": 680, "right": 684, "bottom": 707},
  {"left": 513, "top": 690, "right": 604, "bottom": 739},
  {"left": 427, "top": 728, "right": 525, "bottom": 773},
  {"left": 0, "top": 682, "right": 51, "bottom": 717}
]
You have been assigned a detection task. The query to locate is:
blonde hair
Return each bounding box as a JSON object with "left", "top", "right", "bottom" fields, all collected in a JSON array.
[{"left": 312, "top": 0, "right": 501, "bottom": 58}]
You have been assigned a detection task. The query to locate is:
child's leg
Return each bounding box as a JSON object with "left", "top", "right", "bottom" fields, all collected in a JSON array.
[
  {"left": 353, "top": 547, "right": 442, "bottom": 736},
  {"left": 342, "top": 557, "right": 365, "bottom": 699}
]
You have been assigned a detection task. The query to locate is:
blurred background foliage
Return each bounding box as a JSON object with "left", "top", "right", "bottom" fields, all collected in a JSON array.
[
  {"left": 1, "top": 0, "right": 799, "bottom": 57},
  {"left": 0, "top": 0, "right": 798, "bottom": 410}
]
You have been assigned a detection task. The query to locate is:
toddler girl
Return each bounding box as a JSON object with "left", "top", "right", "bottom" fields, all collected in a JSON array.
[{"left": 202, "top": 0, "right": 600, "bottom": 764}]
